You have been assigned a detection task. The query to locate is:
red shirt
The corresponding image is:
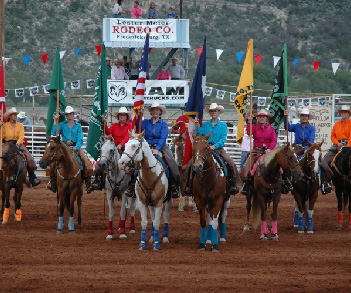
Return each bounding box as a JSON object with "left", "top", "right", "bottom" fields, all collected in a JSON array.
[
  {"left": 174, "top": 115, "right": 189, "bottom": 134},
  {"left": 105, "top": 121, "right": 132, "bottom": 146},
  {"left": 246, "top": 122, "right": 277, "bottom": 150}
]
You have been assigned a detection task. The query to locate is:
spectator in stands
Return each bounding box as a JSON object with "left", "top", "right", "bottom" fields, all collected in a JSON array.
[
  {"left": 245, "top": 103, "right": 258, "bottom": 125},
  {"left": 131, "top": 1, "right": 142, "bottom": 19},
  {"left": 111, "top": 59, "right": 129, "bottom": 80},
  {"left": 168, "top": 57, "right": 185, "bottom": 80},
  {"left": 156, "top": 66, "right": 171, "bottom": 80},
  {"left": 133, "top": 59, "right": 151, "bottom": 79},
  {"left": 113, "top": 0, "right": 126, "bottom": 18},
  {"left": 166, "top": 7, "right": 176, "bottom": 19},
  {"left": 17, "top": 111, "right": 32, "bottom": 130},
  {"left": 106, "top": 57, "right": 112, "bottom": 79},
  {"left": 147, "top": 2, "right": 158, "bottom": 19},
  {"left": 122, "top": 56, "right": 132, "bottom": 79}
]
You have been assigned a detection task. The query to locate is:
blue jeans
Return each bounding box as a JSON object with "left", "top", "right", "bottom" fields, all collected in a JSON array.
[
  {"left": 239, "top": 151, "right": 248, "bottom": 175},
  {"left": 114, "top": 14, "right": 124, "bottom": 18}
]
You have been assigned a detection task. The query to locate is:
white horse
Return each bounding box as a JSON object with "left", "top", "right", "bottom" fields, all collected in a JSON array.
[
  {"left": 118, "top": 131, "right": 170, "bottom": 250},
  {"left": 97, "top": 137, "right": 136, "bottom": 241}
]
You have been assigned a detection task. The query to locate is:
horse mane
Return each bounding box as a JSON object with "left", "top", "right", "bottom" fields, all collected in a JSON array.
[
  {"left": 60, "top": 142, "right": 74, "bottom": 166},
  {"left": 3, "top": 143, "right": 18, "bottom": 163},
  {"left": 260, "top": 145, "right": 283, "bottom": 167}
]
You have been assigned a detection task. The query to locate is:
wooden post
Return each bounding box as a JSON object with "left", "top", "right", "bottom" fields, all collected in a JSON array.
[
  {"left": 180, "top": 0, "right": 183, "bottom": 19},
  {"left": 285, "top": 96, "right": 289, "bottom": 144},
  {"left": 138, "top": 109, "right": 143, "bottom": 133},
  {"left": 0, "top": 0, "right": 4, "bottom": 62},
  {"left": 0, "top": 103, "right": 3, "bottom": 171},
  {"left": 189, "top": 114, "right": 198, "bottom": 183},
  {"left": 56, "top": 89, "right": 59, "bottom": 136},
  {"left": 249, "top": 93, "right": 253, "bottom": 172}
]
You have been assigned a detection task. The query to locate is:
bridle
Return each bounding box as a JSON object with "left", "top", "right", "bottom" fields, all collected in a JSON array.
[
  {"left": 193, "top": 140, "right": 215, "bottom": 172},
  {"left": 46, "top": 140, "right": 62, "bottom": 165},
  {"left": 4, "top": 147, "right": 27, "bottom": 186},
  {"left": 122, "top": 138, "right": 144, "bottom": 173}
]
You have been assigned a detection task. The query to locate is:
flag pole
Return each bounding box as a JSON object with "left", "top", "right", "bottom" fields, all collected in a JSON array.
[
  {"left": 249, "top": 93, "right": 253, "bottom": 172},
  {"left": 0, "top": 103, "right": 3, "bottom": 172},
  {"left": 138, "top": 109, "right": 143, "bottom": 133},
  {"left": 190, "top": 114, "right": 198, "bottom": 185},
  {"left": 285, "top": 96, "right": 289, "bottom": 144},
  {"left": 56, "top": 89, "right": 59, "bottom": 136}
]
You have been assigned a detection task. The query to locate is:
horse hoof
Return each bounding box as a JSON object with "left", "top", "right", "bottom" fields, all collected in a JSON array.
[
  {"left": 193, "top": 207, "right": 198, "bottom": 212},
  {"left": 78, "top": 224, "right": 84, "bottom": 228},
  {"left": 206, "top": 240, "right": 212, "bottom": 244},
  {"left": 106, "top": 235, "right": 114, "bottom": 241},
  {"left": 243, "top": 225, "right": 251, "bottom": 233},
  {"left": 198, "top": 243, "right": 206, "bottom": 250},
  {"left": 336, "top": 227, "right": 343, "bottom": 231},
  {"left": 16, "top": 221, "right": 23, "bottom": 225},
  {"left": 138, "top": 243, "right": 147, "bottom": 250},
  {"left": 152, "top": 243, "right": 162, "bottom": 250},
  {"left": 68, "top": 230, "right": 76, "bottom": 235},
  {"left": 56, "top": 230, "right": 64, "bottom": 234},
  {"left": 129, "top": 230, "right": 136, "bottom": 234},
  {"left": 2, "top": 221, "right": 7, "bottom": 225},
  {"left": 298, "top": 230, "right": 305, "bottom": 234},
  {"left": 211, "top": 244, "right": 220, "bottom": 252},
  {"left": 260, "top": 233, "right": 268, "bottom": 240},
  {"left": 220, "top": 238, "right": 226, "bottom": 243},
  {"left": 271, "top": 233, "right": 279, "bottom": 241},
  {"left": 178, "top": 206, "right": 184, "bottom": 212},
  {"left": 119, "top": 234, "right": 127, "bottom": 239},
  {"left": 162, "top": 237, "right": 169, "bottom": 243},
  {"left": 307, "top": 231, "right": 314, "bottom": 234}
]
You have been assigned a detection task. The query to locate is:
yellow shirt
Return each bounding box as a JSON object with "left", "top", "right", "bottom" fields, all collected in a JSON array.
[{"left": 2, "top": 121, "right": 24, "bottom": 145}]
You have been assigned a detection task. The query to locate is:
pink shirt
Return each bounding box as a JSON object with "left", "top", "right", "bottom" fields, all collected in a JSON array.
[
  {"left": 246, "top": 122, "right": 277, "bottom": 150},
  {"left": 156, "top": 70, "right": 170, "bottom": 80},
  {"left": 131, "top": 7, "right": 142, "bottom": 18}
]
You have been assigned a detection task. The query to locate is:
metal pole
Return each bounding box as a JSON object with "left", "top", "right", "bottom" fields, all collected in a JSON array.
[
  {"left": 180, "top": 0, "right": 182, "bottom": 19},
  {"left": 249, "top": 93, "right": 253, "bottom": 172},
  {"left": 285, "top": 96, "right": 289, "bottom": 144},
  {"left": 56, "top": 89, "right": 59, "bottom": 136},
  {"left": 0, "top": 0, "right": 4, "bottom": 61}
]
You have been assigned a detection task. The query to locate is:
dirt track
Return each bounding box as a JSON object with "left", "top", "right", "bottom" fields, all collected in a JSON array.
[{"left": 1, "top": 180, "right": 351, "bottom": 292}]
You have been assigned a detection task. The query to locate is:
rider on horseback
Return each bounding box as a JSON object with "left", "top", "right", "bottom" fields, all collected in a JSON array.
[
  {"left": 46, "top": 106, "right": 94, "bottom": 193},
  {"left": 0, "top": 107, "right": 41, "bottom": 186},
  {"left": 240, "top": 109, "right": 277, "bottom": 195}
]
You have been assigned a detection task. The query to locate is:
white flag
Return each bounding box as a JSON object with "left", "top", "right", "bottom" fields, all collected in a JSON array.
[
  {"left": 332, "top": 63, "right": 340, "bottom": 75},
  {"left": 86, "top": 79, "right": 95, "bottom": 89},
  {"left": 229, "top": 92, "right": 236, "bottom": 102},
  {"left": 216, "top": 90, "right": 225, "bottom": 100},
  {"left": 71, "top": 80, "right": 80, "bottom": 90},
  {"left": 216, "top": 49, "right": 223, "bottom": 60},
  {"left": 29, "top": 86, "right": 39, "bottom": 97},
  {"left": 5, "top": 89, "right": 9, "bottom": 97},
  {"left": 60, "top": 50, "right": 66, "bottom": 59},
  {"left": 273, "top": 56, "right": 281, "bottom": 68},
  {"left": 15, "top": 88, "right": 24, "bottom": 98},
  {"left": 302, "top": 98, "right": 311, "bottom": 107},
  {"left": 43, "top": 84, "right": 49, "bottom": 94},
  {"left": 204, "top": 86, "right": 213, "bottom": 96},
  {"left": 258, "top": 97, "right": 267, "bottom": 107}
]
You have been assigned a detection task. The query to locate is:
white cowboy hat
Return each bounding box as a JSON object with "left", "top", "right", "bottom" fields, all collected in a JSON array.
[
  {"left": 171, "top": 57, "right": 178, "bottom": 61},
  {"left": 337, "top": 105, "right": 351, "bottom": 115},
  {"left": 254, "top": 109, "right": 273, "bottom": 118},
  {"left": 65, "top": 106, "right": 77, "bottom": 114},
  {"left": 114, "top": 106, "right": 132, "bottom": 118},
  {"left": 17, "top": 111, "right": 27, "bottom": 119},
  {"left": 205, "top": 103, "right": 225, "bottom": 114},
  {"left": 106, "top": 57, "right": 111, "bottom": 61},
  {"left": 4, "top": 107, "right": 19, "bottom": 120},
  {"left": 297, "top": 108, "right": 314, "bottom": 119},
  {"left": 147, "top": 101, "right": 167, "bottom": 115}
]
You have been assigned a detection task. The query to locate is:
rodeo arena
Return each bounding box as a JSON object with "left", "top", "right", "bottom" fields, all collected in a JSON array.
[{"left": 1, "top": 6, "right": 351, "bottom": 293}]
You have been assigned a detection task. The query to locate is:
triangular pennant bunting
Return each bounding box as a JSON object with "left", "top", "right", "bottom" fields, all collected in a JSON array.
[
  {"left": 216, "top": 49, "right": 223, "bottom": 60},
  {"left": 312, "top": 61, "right": 321, "bottom": 74},
  {"left": 294, "top": 59, "right": 301, "bottom": 68},
  {"left": 23, "top": 56, "right": 31, "bottom": 66},
  {"left": 332, "top": 63, "right": 340, "bottom": 75},
  {"left": 236, "top": 52, "right": 244, "bottom": 63},
  {"left": 204, "top": 87, "right": 213, "bottom": 96},
  {"left": 71, "top": 80, "right": 81, "bottom": 90},
  {"left": 76, "top": 48, "right": 82, "bottom": 56},
  {"left": 95, "top": 45, "right": 102, "bottom": 56},
  {"left": 86, "top": 79, "right": 95, "bottom": 89},
  {"left": 40, "top": 54, "right": 49, "bottom": 65},
  {"left": 197, "top": 47, "right": 203, "bottom": 58},
  {"left": 273, "top": 56, "right": 281, "bottom": 68},
  {"left": 60, "top": 51, "right": 66, "bottom": 59},
  {"left": 254, "top": 55, "right": 263, "bottom": 66}
]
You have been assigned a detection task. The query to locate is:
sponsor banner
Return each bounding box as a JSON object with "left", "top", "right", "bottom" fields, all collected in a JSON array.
[
  {"left": 108, "top": 80, "right": 189, "bottom": 105},
  {"left": 309, "top": 106, "right": 332, "bottom": 154},
  {"left": 109, "top": 19, "right": 177, "bottom": 43}
]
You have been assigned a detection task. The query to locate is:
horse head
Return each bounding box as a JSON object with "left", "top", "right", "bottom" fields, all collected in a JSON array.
[
  {"left": 279, "top": 143, "right": 304, "bottom": 181},
  {"left": 2, "top": 143, "right": 20, "bottom": 178},
  {"left": 305, "top": 140, "right": 324, "bottom": 175},
  {"left": 192, "top": 132, "right": 212, "bottom": 172},
  {"left": 174, "top": 134, "right": 186, "bottom": 167},
  {"left": 118, "top": 130, "right": 145, "bottom": 172},
  {"left": 97, "top": 136, "right": 119, "bottom": 171},
  {"left": 39, "top": 136, "right": 61, "bottom": 169}
]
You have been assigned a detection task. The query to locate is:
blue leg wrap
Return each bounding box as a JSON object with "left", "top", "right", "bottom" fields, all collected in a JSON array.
[
  {"left": 162, "top": 223, "right": 169, "bottom": 238},
  {"left": 220, "top": 223, "right": 226, "bottom": 239},
  {"left": 200, "top": 227, "right": 207, "bottom": 244},
  {"left": 141, "top": 228, "right": 147, "bottom": 243},
  {"left": 58, "top": 217, "right": 64, "bottom": 230},
  {"left": 68, "top": 217, "right": 74, "bottom": 231},
  {"left": 206, "top": 225, "right": 213, "bottom": 241},
  {"left": 298, "top": 216, "right": 304, "bottom": 232},
  {"left": 212, "top": 228, "right": 219, "bottom": 245},
  {"left": 150, "top": 223, "right": 155, "bottom": 238},
  {"left": 307, "top": 216, "right": 313, "bottom": 232},
  {"left": 293, "top": 211, "right": 299, "bottom": 226},
  {"left": 153, "top": 230, "right": 160, "bottom": 243}
]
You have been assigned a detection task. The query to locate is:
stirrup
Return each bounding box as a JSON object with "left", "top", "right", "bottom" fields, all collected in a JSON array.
[
  {"left": 240, "top": 182, "right": 248, "bottom": 196},
  {"left": 125, "top": 186, "right": 135, "bottom": 198},
  {"left": 184, "top": 187, "right": 192, "bottom": 196}
]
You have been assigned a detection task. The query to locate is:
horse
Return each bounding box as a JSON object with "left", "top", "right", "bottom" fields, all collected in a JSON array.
[
  {"left": 330, "top": 146, "right": 351, "bottom": 229},
  {"left": 39, "top": 136, "right": 83, "bottom": 234},
  {"left": 191, "top": 133, "right": 229, "bottom": 252},
  {"left": 291, "top": 141, "right": 323, "bottom": 234},
  {"left": 250, "top": 143, "right": 303, "bottom": 240},
  {"left": 1, "top": 143, "right": 27, "bottom": 224},
  {"left": 97, "top": 136, "right": 136, "bottom": 240},
  {"left": 118, "top": 131, "right": 171, "bottom": 250}
]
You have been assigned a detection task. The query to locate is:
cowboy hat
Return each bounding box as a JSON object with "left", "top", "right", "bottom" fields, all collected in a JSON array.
[
  {"left": 17, "top": 111, "right": 27, "bottom": 119},
  {"left": 4, "top": 107, "right": 19, "bottom": 120},
  {"left": 106, "top": 57, "right": 111, "bottom": 61},
  {"left": 171, "top": 57, "right": 178, "bottom": 61},
  {"left": 297, "top": 107, "right": 314, "bottom": 119},
  {"left": 254, "top": 109, "right": 273, "bottom": 118},
  {"left": 114, "top": 106, "right": 132, "bottom": 118},
  {"left": 337, "top": 105, "right": 351, "bottom": 115},
  {"left": 65, "top": 106, "right": 77, "bottom": 114},
  {"left": 205, "top": 103, "right": 225, "bottom": 114},
  {"left": 146, "top": 101, "right": 167, "bottom": 115}
]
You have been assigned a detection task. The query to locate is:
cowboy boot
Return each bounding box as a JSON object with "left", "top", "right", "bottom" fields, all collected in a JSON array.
[
  {"left": 46, "top": 176, "right": 57, "bottom": 192},
  {"left": 28, "top": 170, "right": 41, "bottom": 187}
]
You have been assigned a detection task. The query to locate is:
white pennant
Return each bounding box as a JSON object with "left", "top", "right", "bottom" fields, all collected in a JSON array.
[
  {"left": 216, "top": 49, "right": 223, "bottom": 60},
  {"left": 204, "top": 87, "right": 213, "bottom": 96},
  {"left": 332, "top": 63, "right": 340, "bottom": 75},
  {"left": 2, "top": 57, "right": 12, "bottom": 66},
  {"left": 216, "top": 90, "right": 225, "bottom": 100},
  {"left": 60, "top": 51, "right": 66, "bottom": 59},
  {"left": 273, "top": 56, "right": 280, "bottom": 68},
  {"left": 229, "top": 92, "right": 236, "bottom": 102}
]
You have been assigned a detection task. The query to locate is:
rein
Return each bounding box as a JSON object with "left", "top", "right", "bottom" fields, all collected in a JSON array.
[
  {"left": 4, "top": 149, "right": 27, "bottom": 186},
  {"left": 332, "top": 150, "right": 351, "bottom": 182}
]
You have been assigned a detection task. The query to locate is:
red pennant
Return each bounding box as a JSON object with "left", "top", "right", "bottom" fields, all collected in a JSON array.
[
  {"left": 197, "top": 47, "right": 203, "bottom": 58},
  {"left": 148, "top": 48, "right": 152, "bottom": 55},
  {"left": 40, "top": 53, "right": 49, "bottom": 65},
  {"left": 312, "top": 61, "right": 321, "bottom": 74},
  {"left": 95, "top": 45, "right": 102, "bottom": 56},
  {"left": 254, "top": 55, "right": 263, "bottom": 66}
]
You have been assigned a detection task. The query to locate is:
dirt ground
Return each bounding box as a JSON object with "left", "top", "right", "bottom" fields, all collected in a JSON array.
[{"left": 1, "top": 179, "right": 351, "bottom": 292}]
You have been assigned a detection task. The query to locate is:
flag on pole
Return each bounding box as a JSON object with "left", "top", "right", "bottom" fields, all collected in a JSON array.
[
  {"left": 47, "top": 45, "right": 66, "bottom": 140},
  {"left": 234, "top": 39, "right": 254, "bottom": 145},
  {"left": 183, "top": 37, "right": 206, "bottom": 169},
  {"left": 86, "top": 43, "right": 108, "bottom": 161},
  {"left": 132, "top": 34, "right": 150, "bottom": 133},
  {"left": 0, "top": 60, "right": 7, "bottom": 120},
  {"left": 268, "top": 43, "right": 288, "bottom": 135}
]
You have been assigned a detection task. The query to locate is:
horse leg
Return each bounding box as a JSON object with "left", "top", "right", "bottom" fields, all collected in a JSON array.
[
  {"left": 151, "top": 206, "right": 163, "bottom": 251},
  {"left": 68, "top": 189, "right": 76, "bottom": 234},
  {"left": 198, "top": 207, "right": 207, "bottom": 250},
  {"left": 257, "top": 192, "right": 268, "bottom": 241},
  {"left": 2, "top": 185, "right": 11, "bottom": 224},
  {"left": 162, "top": 199, "right": 172, "bottom": 243},
  {"left": 243, "top": 193, "right": 252, "bottom": 233},
  {"left": 210, "top": 197, "right": 223, "bottom": 252},
  {"left": 77, "top": 185, "right": 83, "bottom": 228},
  {"left": 129, "top": 196, "right": 136, "bottom": 234},
  {"left": 190, "top": 196, "right": 198, "bottom": 212},
  {"left": 106, "top": 189, "right": 115, "bottom": 241},
  {"left": 119, "top": 192, "right": 127, "bottom": 239},
  {"left": 293, "top": 193, "right": 305, "bottom": 234},
  {"left": 220, "top": 199, "right": 230, "bottom": 243},
  {"left": 14, "top": 183, "right": 23, "bottom": 224},
  {"left": 270, "top": 193, "right": 281, "bottom": 241},
  {"left": 57, "top": 189, "right": 65, "bottom": 234},
  {"left": 306, "top": 191, "right": 318, "bottom": 234},
  {"left": 148, "top": 206, "right": 155, "bottom": 243},
  {"left": 335, "top": 186, "right": 343, "bottom": 229},
  {"left": 206, "top": 213, "right": 213, "bottom": 245},
  {"left": 138, "top": 202, "right": 148, "bottom": 250},
  {"left": 293, "top": 198, "right": 299, "bottom": 228},
  {"left": 178, "top": 194, "right": 185, "bottom": 211}
]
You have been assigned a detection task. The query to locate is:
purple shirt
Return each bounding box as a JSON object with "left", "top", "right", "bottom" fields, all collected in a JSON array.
[{"left": 246, "top": 122, "right": 277, "bottom": 150}]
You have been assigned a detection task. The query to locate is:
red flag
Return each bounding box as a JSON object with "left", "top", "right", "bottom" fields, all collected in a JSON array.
[
  {"left": 197, "top": 47, "right": 203, "bottom": 58},
  {"left": 95, "top": 45, "right": 102, "bottom": 56},
  {"left": 254, "top": 54, "right": 262, "bottom": 66},
  {"left": 148, "top": 48, "right": 152, "bottom": 55},
  {"left": 0, "top": 60, "right": 7, "bottom": 121},
  {"left": 40, "top": 53, "right": 49, "bottom": 65},
  {"left": 312, "top": 61, "right": 321, "bottom": 74}
]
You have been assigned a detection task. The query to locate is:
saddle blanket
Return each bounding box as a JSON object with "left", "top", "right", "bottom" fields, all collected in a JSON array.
[
  {"left": 154, "top": 155, "right": 170, "bottom": 178},
  {"left": 251, "top": 154, "right": 283, "bottom": 177},
  {"left": 73, "top": 152, "right": 83, "bottom": 170}
]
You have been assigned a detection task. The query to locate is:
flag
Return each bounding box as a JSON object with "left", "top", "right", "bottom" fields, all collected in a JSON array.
[
  {"left": 234, "top": 39, "right": 254, "bottom": 145},
  {"left": 0, "top": 60, "right": 7, "bottom": 120},
  {"left": 47, "top": 44, "right": 66, "bottom": 140},
  {"left": 132, "top": 34, "right": 150, "bottom": 133},
  {"left": 268, "top": 43, "right": 288, "bottom": 134},
  {"left": 183, "top": 36, "right": 206, "bottom": 169},
  {"left": 86, "top": 43, "right": 108, "bottom": 161}
]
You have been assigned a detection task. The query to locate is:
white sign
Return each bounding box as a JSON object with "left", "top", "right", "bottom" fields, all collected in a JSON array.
[
  {"left": 309, "top": 106, "right": 332, "bottom": 154},
  {"left": 108, "top": 80, "right": 189, "bottom": 105}
]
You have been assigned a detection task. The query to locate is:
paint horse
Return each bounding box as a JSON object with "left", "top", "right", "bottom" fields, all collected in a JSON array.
[
  {"left": 251, "top": 143, "right": 303, "bottom": 240},
  {"left": 118, "top": 131, "right": 171, "bottom": 250},
  {"left": 191, "top": 133, "right": 229, "bottom": 252},
  {"left": 1, "top": 143, "right": 27, "bottom": 224},
  {"left": 330, "top": 146, "right": 351, "bottom": 229},
  {"left": 97, "top": 136, "right": 136, "bottom": 240},
  {"left": 291, "top": 141, "right": 323, "bottom": 234},
  {"left": 39, "top": 137, "right": 83, "bottom": 234}
]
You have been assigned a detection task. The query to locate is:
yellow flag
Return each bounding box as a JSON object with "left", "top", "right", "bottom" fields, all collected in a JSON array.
[{"left": 234, "top": 39, "right": 254, "bottom": 145}]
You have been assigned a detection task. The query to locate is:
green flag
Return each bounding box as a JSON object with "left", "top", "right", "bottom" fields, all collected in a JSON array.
[
  {"left": 86, "top": 43, "right": 108, "bottom": 161},
  {"left": 268, "top": 43, "right": 288, "bottom": 135},
  {"left": 47, "top": 44, "right": 66, "bottom": 140}
]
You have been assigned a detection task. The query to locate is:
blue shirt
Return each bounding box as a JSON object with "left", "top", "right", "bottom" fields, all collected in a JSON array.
[
  {"left": 51, "top": 120, "right": 83, "bottom": 150},
  {"left": 285, "top": 119, "right": 315, "bottom": 149},
  {"left": 141, "top": 118, "right": 169, "bottom": 151},
  {"left": 197, "top": 119, "right": 228, "bottom": 149},
  {"left": 17, "top": 117, "right": 32, "bottom": 130}
]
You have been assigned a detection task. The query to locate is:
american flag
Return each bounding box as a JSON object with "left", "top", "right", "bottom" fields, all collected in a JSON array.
[
  {"left": 132, "top": 34, "right": 150, "bottom": 133},
  {"left": 0, "top": 60, "right": 7, "bottom": 121}
]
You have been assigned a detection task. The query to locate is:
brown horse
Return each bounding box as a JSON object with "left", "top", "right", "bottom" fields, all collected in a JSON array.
[
  {"left": 39, "top": 137, "right": 83, "bottom": 234},
  {"left": 1, "top": 143, "right": 27, "bottom": 224},
  {"left": 251, "top": 143, "right": 303, "bottom": 240},
  {"left": 291, "top": 141, "right": 323, "bottom": 234},
  {"left": 191, "top": 133, "right": 228, "bottom": 252}
]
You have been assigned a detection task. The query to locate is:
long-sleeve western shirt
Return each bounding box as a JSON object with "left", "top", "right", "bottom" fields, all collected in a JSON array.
[
  {"left": 246, "top": 122, "right": 277, "bottom": 150},
  {"left": 197, "top": 119, "right": 228, "bottom": 149},
  {"left": 51, "top": 120, "right": 83, "bottom": 150},
  {"left": 141, "top": 118, "right": 169, "bottom": 151}
]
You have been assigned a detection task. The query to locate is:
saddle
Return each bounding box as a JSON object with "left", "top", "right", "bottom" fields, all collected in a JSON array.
[
  {"left": 211, "top": 151, "right": 227, "bottom": 177},
  {"left": 154, "top": 155, "right": 170, "bottom": 178}
]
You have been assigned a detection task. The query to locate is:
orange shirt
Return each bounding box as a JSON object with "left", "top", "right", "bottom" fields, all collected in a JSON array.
[
  {"left": 331, "top": 119, "right": 351, "bottom": 146},
  {"left": 2, "top": 121, "right": 24, "bottom": 145}
]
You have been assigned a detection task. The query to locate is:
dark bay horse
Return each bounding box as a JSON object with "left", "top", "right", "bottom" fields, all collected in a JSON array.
[
  {"left": 291, "top": 141, "right": 323, "bottom": 234},
  {"left": 1, "top": 143, "right": 27, "bottom": 224},
  {"left": 191, "top": 133, "right": 228, "bottom": 252},
  {"left": 251, "top": 143, "right": 303, "bottom": 240},
  {"left": 39, "top": 137, "right": 83, "bottom": 234}
]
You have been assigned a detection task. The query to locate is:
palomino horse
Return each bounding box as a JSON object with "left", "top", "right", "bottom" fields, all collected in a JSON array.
[
  {"left": 39, "top": 137, "right": 83, "bottom": 234},
  {"left": 1, "top": 143, "right": 27, "bottom": 224},
  {"left": 191, "top": 133, "right": 228, "bottom": 252},
  {"left": 251, "top": 143, "right": 303, "bottom": 240},
  {"left": 291, "top": 141, "right": 323, "bottom": 234},
  {"left": 97, "top": 136, "right": 136, "bottom": 240},
  {"left": 330, "top": 146, "right": 351, "bottom": 229},
  {"left": 118, "top": 131, "right": 171, "bottom": 250}
]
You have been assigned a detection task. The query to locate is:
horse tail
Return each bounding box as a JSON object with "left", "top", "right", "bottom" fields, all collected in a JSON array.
[{"left": 252, "top": 189, "right": 261, "bottom": 230}]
